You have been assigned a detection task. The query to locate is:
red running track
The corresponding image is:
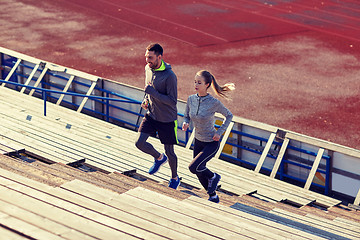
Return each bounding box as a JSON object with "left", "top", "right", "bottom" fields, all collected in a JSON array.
[{"left": 0, "top": 0, "right": 360, "bottom": 149}]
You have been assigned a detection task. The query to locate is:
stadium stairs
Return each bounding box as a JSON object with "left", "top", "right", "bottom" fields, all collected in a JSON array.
[{"left": 0, "top": 86, "right": 359, "bottom": 239}]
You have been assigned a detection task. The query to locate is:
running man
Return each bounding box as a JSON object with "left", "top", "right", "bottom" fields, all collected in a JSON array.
[{"left": 135, "top": 43, "right": 180, "bottom": 189}]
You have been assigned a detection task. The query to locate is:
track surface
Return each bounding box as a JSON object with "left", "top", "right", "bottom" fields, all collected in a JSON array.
[{"left": 1, "top": 0, "right": 360, "bottom": 149}]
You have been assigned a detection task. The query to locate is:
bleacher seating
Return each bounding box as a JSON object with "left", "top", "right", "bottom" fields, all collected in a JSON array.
[{"left": 0, "top": 86, "right": 360, "bottom": 239}]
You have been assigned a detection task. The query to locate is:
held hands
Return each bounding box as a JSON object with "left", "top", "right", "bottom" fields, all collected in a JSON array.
[
  {"left": 182, "top": 122, "right": 189, "bottom": 131},
  {"left": 213, "top": 133, "right": 221, "bottom": 141}
]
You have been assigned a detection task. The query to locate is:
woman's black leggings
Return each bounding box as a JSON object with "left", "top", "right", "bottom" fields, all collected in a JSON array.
[{"left": 189, "top": 139, "right": 219, "bottom": 191}]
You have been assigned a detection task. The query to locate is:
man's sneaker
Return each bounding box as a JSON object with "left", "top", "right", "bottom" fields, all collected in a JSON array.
[
  {"left": 208, "top": 194, "right": 220, "bottom": 203},
  {"left": 168, "top": 176, "right": 181, "bottom": 189},
  {"left": 207, "top": 173, "right": 221, "bottom": 194},
  {"left": 148, "top": 154, "right": 168, "bottom": 175}
]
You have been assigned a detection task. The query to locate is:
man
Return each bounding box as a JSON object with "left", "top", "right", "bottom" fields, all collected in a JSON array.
[{"left": 135, "top": 43, "right": 180, "bottom": 189}]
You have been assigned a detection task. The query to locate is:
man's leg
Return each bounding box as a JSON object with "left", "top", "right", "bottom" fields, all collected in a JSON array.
[
  {"left": 164, "top": 144, "right": 178, "bottom": 179},
  {"left": 135, "top": 132, "right": 160, "bottom": 159}
]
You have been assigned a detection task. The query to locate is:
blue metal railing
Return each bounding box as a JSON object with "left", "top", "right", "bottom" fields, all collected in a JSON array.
[{"left": 0, "top": 79, "right": 139, "bottom": 116}]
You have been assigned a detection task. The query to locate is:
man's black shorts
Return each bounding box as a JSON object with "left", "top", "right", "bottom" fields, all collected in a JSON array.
[{"left": 138, "top": 114, "right": 178, "bottom": 145}]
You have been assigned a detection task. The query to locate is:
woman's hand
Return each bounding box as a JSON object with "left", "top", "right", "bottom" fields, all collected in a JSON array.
[
  {"left": 182, "top": 122, "right": 189, "bottom": 131},
  {"left": 213, "top": 133, "right": 221, "bottom": 141}
]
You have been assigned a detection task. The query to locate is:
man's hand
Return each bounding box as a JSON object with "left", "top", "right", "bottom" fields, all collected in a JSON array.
[
  {"left": 141, "top": 99, "right": 149, "bottom": 110},
  {"left": 144, "top": 82, "right": 156, "bottom": 96}
]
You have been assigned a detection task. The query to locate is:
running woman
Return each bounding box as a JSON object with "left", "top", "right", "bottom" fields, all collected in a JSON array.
[{"left": 182, "top": 70, "right": 234, "bottom": 202}]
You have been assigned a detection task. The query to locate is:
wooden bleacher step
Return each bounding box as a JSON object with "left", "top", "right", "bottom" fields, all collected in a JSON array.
[
  {"left": 186, "top": 196, "right": 331, "bottom": 240},
  {"left": 0, "top": 168, "right": 147, "bottom": 239},
  {"left": 232, "top": 202, "right": 357, "bottom": 240},
  {"left": 61, "top": 180, "right": 215, "bottom": 239},
  {"left": 123, "top": 187, "right": 274, "bottom": 240},
  {"left": 1, "top": 147, "right": 360, "bottom": 240},
  {"left": 0, "top": 140, "right": 24, "bottom": 156},
  {"left": 0, "top": 86, "right": 345, "bottom": 210},
  {"left": 0, "top": 98, "right": 204, "bottom": 188},
  {"left": 0, "top": 224, "right": 29, "bottom": 240},
  {"left": 270, "top": 208, "right": 360, "bottom": 239}
]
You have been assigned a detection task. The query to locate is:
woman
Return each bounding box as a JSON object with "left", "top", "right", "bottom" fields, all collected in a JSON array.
[{"left": 182, "top": 70, "right": 234, "bottom": 203}]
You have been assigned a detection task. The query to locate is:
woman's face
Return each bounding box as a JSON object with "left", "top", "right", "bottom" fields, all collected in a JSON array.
[{"left": 194, "top": 74, "right": 209, "bottom": 95}]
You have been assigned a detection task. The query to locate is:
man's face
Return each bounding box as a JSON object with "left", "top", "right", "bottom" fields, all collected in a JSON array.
[{"left": 145, "top": 50, "right": 161, "bottom": 69}]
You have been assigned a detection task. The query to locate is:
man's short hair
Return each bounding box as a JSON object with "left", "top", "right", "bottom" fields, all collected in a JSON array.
[{"left": 146, "top": 43, "right": 163, "bottom": 56}]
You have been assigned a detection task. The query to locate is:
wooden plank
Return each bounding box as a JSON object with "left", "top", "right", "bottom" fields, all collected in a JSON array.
[
  {"left": 210, "top": 158, "right": 341, "bottom": 207},
  {"left": 0, "top": 135, "right": 77, "bottom": 164},
  {"left": 0, "top": 119, "right": 84, "bottom": 164},
  {"left": 185, "top": 196, "right": 325, "bottom": 240},
  {"left": 0, "top": 141, "right": 24, "bottom": 154},
  {"left": 0, "top": 185, "right": 133, "bottom": 240},
  {"left": 212, "top": 152, "right": 332, "bottom": 203},
  {"left": 208, "top": 159, "right": 315, "bottom": 204},
  {"left": 46, "top": 63, "right": 66, "bottom": 72},
  {"left": 0, "top": 138, "right": 24, "bottom": 152},
  {"left": 56, "top": 75, "right": 74, "bottom": 105},
  {"left": 20, "top": 63, "right": 40, "bottom": 93},
  {"left": 0, "top": 100, "right": 171, "bottom": 179},
  {"left": 215, "top": 121, "right": 234, "bottom": 159},
  {"left": 254, "top": 132, "right": 276, "bottom": 173},
  {"left": 124, "top": 187, "right": 266, "bottom": 239},
  {"left": 28, "top": 66, "right": 48, "bottom": 96},
  {"left": 0, "top": 211, "right": 65, "bottom": 240},
  {"left": 0, "top": 145, "right": 13, "bottom": 152},
  {"left": 271, "top": 208, "right": 360, "bottom": 239},
  {"left": 286, "top": 131, "right": 360, "bottom": 159},
  {"left": 0, "top": 169, "right": 180, "bottom": 240},
  {"left": 354, "top": 187, "right": 360, "bottom": 206},
  {"left": 0, "top": 104, "right": 167, "bottom": 175},
  {"left": 185, "top": 128, "right": 195, "bottom": 149},
  {"left": 61, "top": 180, "right": 206, "bottom": 240},
  {"left": 0, "top": 47, "right": 42, "bottom": 66},
  {"left": 0, "top": 128, "right": 82, "bottom": 164},
  {"left": 0, "top": 174, "right": 141, "bottom": 239},
  {"left": 65, "top": 68, "right": 99, "bottom": 82},
  {"left": 1, "top": 58, "right": 21, "bottom": 87},
  {"left": 77, "top": 81, "right": 97, "bottom": 113},
  {"left": 210, "top": 160, "right": 313, "bottom": 205},
  {"left": 231, "top": 115, "right": 279, "bottom": 133},
  {"left": 304, "top": 148, "right": 325, "bottom": 190},
  {"left": 270, "top": 138, "right": 289, "bottom": 178},
  {"left": 332, "top": 217, "right": 360, "bottom": 229},
  {"left": 0, "top": 225, "right": 28, "bottom": 240},
  {"left": 0, "top": 199, "right": 94, "bottom": 240},
  {"left": 0, "top": 112, "right": 134, "bottom": 172},
  {"left": 0, "top": 99, "right": 199, "bottom": 184}
]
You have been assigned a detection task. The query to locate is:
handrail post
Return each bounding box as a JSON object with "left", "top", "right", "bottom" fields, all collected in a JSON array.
[
  {"left": 43, "top": 90, "right": 47, "bottom": 116},
  {"left": 325, "top": 156, "right": 331, "bottom": 195},
  {"left": 106, "top": 92, "right": 110, "bottom": 122}
]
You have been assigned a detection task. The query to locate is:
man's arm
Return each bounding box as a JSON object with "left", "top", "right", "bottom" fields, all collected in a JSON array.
[{"left": 144, "top": 74, "right": 177, "bottom": 106}]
